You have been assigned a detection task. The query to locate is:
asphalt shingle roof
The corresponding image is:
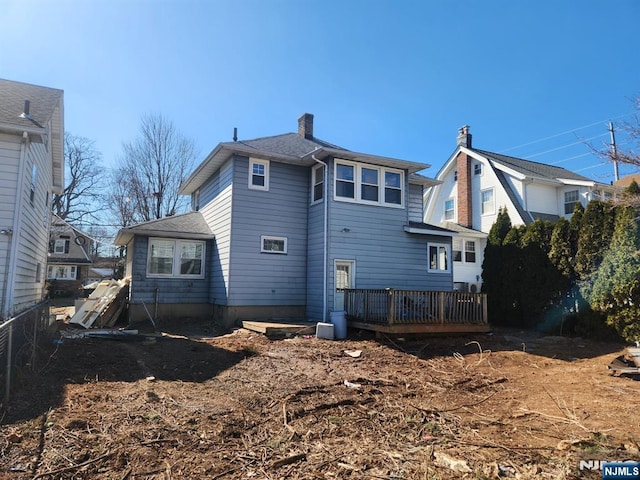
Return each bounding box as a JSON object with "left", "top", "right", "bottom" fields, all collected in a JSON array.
[
  {"left": 474, "top": 149, "right": 593, "bottom": 182},
  {"left": 0, "top": 78, "right": 63, "bottom": 130},
  {"left": 221, "top": 132, "right": 347, "bottom": 159}
]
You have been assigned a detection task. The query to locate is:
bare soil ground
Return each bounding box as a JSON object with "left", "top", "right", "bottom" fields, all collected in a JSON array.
[{"left": 1, "top": 316, "right": 639, "bottom": 480}]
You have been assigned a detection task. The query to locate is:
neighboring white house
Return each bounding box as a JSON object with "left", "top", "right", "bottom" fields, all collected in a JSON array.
[
  {"left": 0, "top": 79, "right": 65, "bottom": 318},
  {"left": 424, "top": 126, "right": 616, "bottom": 291}
]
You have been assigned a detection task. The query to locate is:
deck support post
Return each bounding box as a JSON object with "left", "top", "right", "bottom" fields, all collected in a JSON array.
[{"left": 387, "top": 288, "right": 395, "bottom": 325}]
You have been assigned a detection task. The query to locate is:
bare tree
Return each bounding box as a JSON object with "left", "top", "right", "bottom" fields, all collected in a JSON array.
[
  {"left": 52, "top": 133, "right": 104, "bottom": 222},
  {"left": 114, "top": 113, "right": 196, "bottom": 223}
]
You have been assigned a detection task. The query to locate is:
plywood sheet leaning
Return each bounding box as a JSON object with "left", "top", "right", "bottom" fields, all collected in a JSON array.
[{"left": 69, "top": 279, "right": 130, "bottom": 328}]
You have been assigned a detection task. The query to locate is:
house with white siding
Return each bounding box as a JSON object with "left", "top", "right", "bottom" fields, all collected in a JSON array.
[
  {"left": 0, "top": 79, "right": 64, "bottom": 319},
  {"left": 423, "top": 126, "right": 616, "bottom": 292},
  {"left": 115, "top": 114, "right": 458, "bottom": 327}
]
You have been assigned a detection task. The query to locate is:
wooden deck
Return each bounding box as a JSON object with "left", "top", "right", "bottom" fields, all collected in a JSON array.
[{"left": 342, "top": 288, "right": 490, "bottom": 335}]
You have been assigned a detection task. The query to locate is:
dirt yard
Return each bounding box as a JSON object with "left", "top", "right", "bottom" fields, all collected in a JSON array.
[{"left": 1, "top": 319, "right": 639, "bottom": 480}]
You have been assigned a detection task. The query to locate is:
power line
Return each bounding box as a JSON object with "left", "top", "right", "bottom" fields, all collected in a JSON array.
[
  {"left": 499, "top": 112, "right": 634, "bottom": 153},
  {"left": 524, "top": 133, "right": 608, "bottom": 159}
]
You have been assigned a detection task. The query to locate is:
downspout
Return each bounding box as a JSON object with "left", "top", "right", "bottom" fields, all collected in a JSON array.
[
  {"left": 312, "top": 154, "right": 328, "bottom": 323},
  {"left": 4, "top": 132, "right": 29, "bottom": 317}
]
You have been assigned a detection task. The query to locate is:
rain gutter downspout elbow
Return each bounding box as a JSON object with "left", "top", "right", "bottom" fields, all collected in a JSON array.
[{"left": 312, "top": 153, "right": 328, "bottom": 323}]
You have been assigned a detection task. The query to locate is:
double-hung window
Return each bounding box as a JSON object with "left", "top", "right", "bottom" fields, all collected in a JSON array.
[
  {"left": 148, "top": 238, "right": 205, "bottom": 278},
  {"left": 311, "top": 164, "right": 324, "bottom": 203},
  {"left": 444, "top": 198, "right": 455, "bottom": 221},
  {"left": 452, "top": 239, "right": 476, "bottom": 263},
  {"left": 564, "top": 190, "right": 579, "bottom": 214},
  {"left": 481, "top": 188, "right": 495, "bottom": 215},
  {"left": 249, "top": 158, "right": 269, "bottom": 191},
  {"left": 427, "top": 243, "right": 450, "bottom": 273},
  {"left": 334, "top": 160, "right": 404, "bottom": 207},
  {"left": 53, "top": 238, "right": 70, "bottom": 254}
]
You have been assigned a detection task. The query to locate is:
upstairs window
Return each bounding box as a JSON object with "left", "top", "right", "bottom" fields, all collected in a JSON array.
[
  {"left": 444, "top": 198, "right": 455, "bottom": 221},
  {"left": 249, "top": 158, "right": 269, "bottom": 191},
  {"left": 192, "top": 189, "right": 200, "bottom": 211},
  {"left": 384, "top": 171, "right": 402, "bottom": 205},
  {"left": 311, "top": 164, "right": 324, "bottom": 202},
  {"left": 334, "top": 160, "right": 404, "bottom": 207},
  {"left": 54, "top": 238, "right": 70, "bottom": 254},
  {"left": 481, "top": 188, "right": 495, "bottom": 215},
  {"left": 335, "top": 163, "right": 355, "bottom": 199},
  {"left": 361, "top": 167, "right": 379, "bottom": 202},
  {"left": 564, "top": 190, "right": 580, "bottom": 214},
  {"left": 474, "top": 163, "right": 482, "bottom": 175}
]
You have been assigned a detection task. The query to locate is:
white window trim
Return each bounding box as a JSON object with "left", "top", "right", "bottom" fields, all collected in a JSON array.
[
  {"left": 464, "top": 240, "right": 477, "bottom": 263},
  {"left": 54, "top": 239, "right": 67, "bottom": 254},
  {"left": 427, "top": 242, "right": 451, "bottom": 273},
  {"left": 564, "top": 189, "right": 580, "bottom": 214},
  {"left": 261, "top": 235, "right": 288, "bottom": 254},
  {"left": 147, "top": 238, "right": 206, "bottom": 278},
  {"left": 481, "top": 188, "right": 495, "bottom": 215},
  {"left": 47, "top": 265, "right": 77, "bottom": 280},
  {"left": 333, "top": 159, "right": 404, "bottom": 208},
  {"left": 311, "top": 164, "right": 324, "bottom": 204},
  {"left": 249, "top": 158, "right": 269, "bottom": 191},
  {"left": 474, "top": 163, "right": 483, "bottom": 176},
  {"left": 444, "top": 197, "right": 455, "bottom": 221}
]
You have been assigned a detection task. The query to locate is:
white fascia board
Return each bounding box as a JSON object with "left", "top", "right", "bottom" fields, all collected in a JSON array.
[{"left": 557, "top": 178, "right": 596, "bottom": 187}]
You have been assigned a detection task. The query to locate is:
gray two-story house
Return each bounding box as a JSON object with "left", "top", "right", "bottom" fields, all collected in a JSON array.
[{"left": 115, "top": 114, "right": 456, "bottom": 327}]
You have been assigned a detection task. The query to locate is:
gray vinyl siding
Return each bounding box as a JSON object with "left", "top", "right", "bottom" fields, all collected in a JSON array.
[
  {"left": 200, "top": 159, "right": 233, "bottom": 304},
  {"left": 306, "top": 200, "right": 325, "bottom": 321},
  {"left": 11, "top": 140, "right": 52, "bottom": 312},
  {"left": 128, "top": 236, "right": 211, "bottom": 305},
  {"left": 408, "top": 183, "right": 424, "bottom": 223},
  {"left": 228, "top": 156, "right": 308, "bottom": 306},
  {"left": 325, "top": 158, "right": 452, "bottom": 311}
]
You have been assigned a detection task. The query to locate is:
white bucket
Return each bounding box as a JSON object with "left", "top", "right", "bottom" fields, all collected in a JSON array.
[{"left": 330, "top": 310, "right": 347, "bottom": 339}]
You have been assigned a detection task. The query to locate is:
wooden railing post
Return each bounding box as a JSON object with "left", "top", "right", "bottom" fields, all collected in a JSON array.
[{"left": 387, "top": 288, "right": 395, "bottom": 325}]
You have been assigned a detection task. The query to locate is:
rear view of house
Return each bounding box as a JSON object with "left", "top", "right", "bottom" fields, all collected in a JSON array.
[
  {"left": 116, "top": 114, "right": 458, "bottom": 328},
  {"left": 0, "top": 79, "right": 64, "bottom": 319}
]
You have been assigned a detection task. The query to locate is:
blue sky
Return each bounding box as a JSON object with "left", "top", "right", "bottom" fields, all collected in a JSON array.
[{"left": 2, "top": 0, "right": 639, "bottom": 185}]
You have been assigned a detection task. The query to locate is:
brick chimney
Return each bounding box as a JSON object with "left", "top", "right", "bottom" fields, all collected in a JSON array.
[
  {"left": 298, "top": 113, "right": 314, "bottom": 139},
  {"left": 456, "top": 125, "right": 473, "bottom": 227},
  {"left": 457, "top": 124, "right": 472, "bottom": 148}
]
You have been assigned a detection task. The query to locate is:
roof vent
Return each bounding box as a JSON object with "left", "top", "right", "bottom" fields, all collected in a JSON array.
[{"left": 19, "top": 99, "right": 43, "bottom": 128}]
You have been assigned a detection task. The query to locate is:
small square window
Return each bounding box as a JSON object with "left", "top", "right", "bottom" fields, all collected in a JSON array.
[{"left": 261, "top": 236, "right": 287, "bottom": 254}]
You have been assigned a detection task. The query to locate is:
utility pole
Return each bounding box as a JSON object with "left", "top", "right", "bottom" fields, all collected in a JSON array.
[{"left": 609, "top": 121, "right": 619, "bottom": 182}]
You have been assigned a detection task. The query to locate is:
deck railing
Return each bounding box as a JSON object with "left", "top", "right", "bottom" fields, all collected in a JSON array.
[{"left": 341, "top": 288, "right": 488, "bottom": 326}]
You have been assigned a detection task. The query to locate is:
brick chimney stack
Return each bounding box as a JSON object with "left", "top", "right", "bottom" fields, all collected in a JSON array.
[
  {"left": 298, "top": 113, "right": 314, "bottom": 139},
  {"left": 457, "top": 124, "right": 472, "bottom": 148},
  {"left": 456, "top": 125, "right": 473, "bottom": 227}
]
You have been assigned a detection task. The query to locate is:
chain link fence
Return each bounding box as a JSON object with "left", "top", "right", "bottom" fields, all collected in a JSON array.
[{"left": 0, "top": 301, "right": 52, "bottom": 412}]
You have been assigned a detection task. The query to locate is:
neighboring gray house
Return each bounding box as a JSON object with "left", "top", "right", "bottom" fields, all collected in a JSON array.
[
  {"left": 46, "top": 215, "right": 94, "bottom": 297},
  {"left": 423, "top": 126, "right": 617, "bottom": 291},
  {"left": 115, "top": 114, "right": 455, "bottom": 327},
  {"left": 0, "top": 79, "right": 64, "bottom": 319}
]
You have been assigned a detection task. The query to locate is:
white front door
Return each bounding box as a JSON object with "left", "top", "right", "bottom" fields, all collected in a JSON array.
[{"left": 334, "top": 260, "right": 355, "bottom": 311}]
